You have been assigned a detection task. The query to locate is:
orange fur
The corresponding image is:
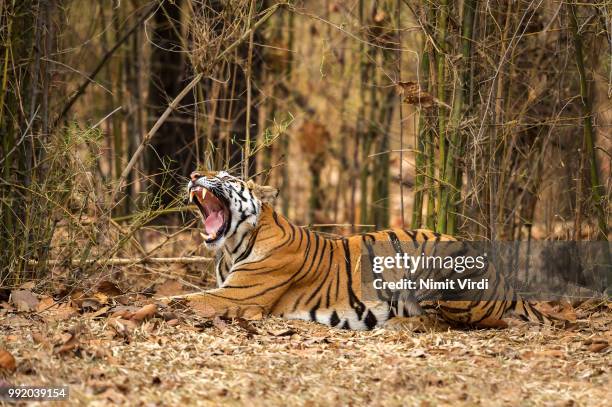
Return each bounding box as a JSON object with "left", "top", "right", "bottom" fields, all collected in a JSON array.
[{"left": 188, "top": 204, "right": 551, "bottom": 329}]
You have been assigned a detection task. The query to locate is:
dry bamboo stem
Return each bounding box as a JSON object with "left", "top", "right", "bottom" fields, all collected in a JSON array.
[
  {"left": 243, "top": 0, "right": 256, "bottom": 178},
  {"left": 434, "top": 0, "right": 448, "bottom": 233},
  {"left": 569, "top": 3, "right": 608, "bottom": 240},
  {"left": 397, "top": 0, "right": 405, "bottom": 228},
  {"left": 440, "top": 0, "right": 477, "bottom": 235},
  {"left": 411, "top": 3, "right": 430, "bottom": 228},
  {"left": 28, "top": 257, "right": 212, "bottom": 267}
]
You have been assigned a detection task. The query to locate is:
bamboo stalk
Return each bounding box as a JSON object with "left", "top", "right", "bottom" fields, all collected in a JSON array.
[
  {"left": 243, "top": 0, "right": 256, "bottom": 178},
  {"left": 1, "top": 0, "right": 19, "bottom": 281},
  {"left": 491, "top": 0, "right": 514, "bottom": 240},
  {"left": 397, "top": 0, "right": 405, "bottom": 228},
  {"left": 411, "top": 8, "right": 430, "bottom": 228},
  {"left": 281, "top": 7, "right": 293, "bottom": 216},
  {"left": 424, "top": 3, "right": 437, "bottom": 231},
  {"left": 434, "top": 0, "right": 448, "bottom": 233},
  {"left": 0, "top": 5, "right": 13, "bottom": 210},
  {"left": 112, "top": 5, "right": 125, "bottom": 215},
  {"left": 358, "top": 0, "right": 370, "bottom": 227},
  {"left": 440, "top": 0, "right": 477, "bottom": 235},
  {"left": 569, "top": 3, "right": 608, "bottom": 240}
]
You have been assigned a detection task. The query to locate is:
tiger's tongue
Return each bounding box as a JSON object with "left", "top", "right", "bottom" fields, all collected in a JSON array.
[{"left": 204, "top": 210, "right": 224, "bottom": 234}]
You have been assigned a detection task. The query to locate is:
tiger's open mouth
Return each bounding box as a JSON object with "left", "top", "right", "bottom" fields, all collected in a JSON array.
[{"left": 189, "top": 186, "right": 230, "bottom": 243}]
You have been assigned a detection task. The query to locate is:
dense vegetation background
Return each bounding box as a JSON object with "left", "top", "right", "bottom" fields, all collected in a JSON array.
[{"left": 1, "top": 0, "right": 610, "bottom": 286}]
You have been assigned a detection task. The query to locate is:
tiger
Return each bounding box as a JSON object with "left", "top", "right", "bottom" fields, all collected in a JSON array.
[{"left": 183, "top": 170, "right": 552, "bottom": 330}]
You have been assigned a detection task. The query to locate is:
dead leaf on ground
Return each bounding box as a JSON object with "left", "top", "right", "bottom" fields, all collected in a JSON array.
[
  {"left": 109, "top": 318, "right": 138, "bottom": 339},
  {"left": 36, "top": 296, "right": 55, "bottom": 312},
  {"left": 550, "top": 301, "right": 577, "bottom": 322},
  {"left": 207, "top": 317, "right": 226, "bottom": 331},
  {"left": 93, "top": 292, "right": 109, "bottom": 305},
  {"left": 1, "top": 315, "right": 33, "bottom": 328},
  {"left": 232, "top": 318, "right": 259, "bottom": 336},
  {"left": 534, "top": 301, "right": 577, "bottom": 322},
  {"left": 588, "top": 342, "right": 608, "bottom": 353},
  {"left": 537, "top": 349, "right": 565, "bottom": 358},
  {"left": 160, "top": 311, "right": 178, "bottom": 321},
  {"left": 407, "top": 348, "right": 428, "bottom": 358},
  {"left": 32, "top": 332, "right": 49, "bottom": 346},
  {"left": 70, "top": 290, "right": 86, "bottom": 308},
  {"left": 0, "top": 348, "right": 16, "bottom": 372},
  {"left": 81, "top": 298, "right": 103, "bottom": 311},
  {"left": 519, "top": 349, "right": 566, "bottom": 360},
  {"left": 87, "top": 339, "right": 112, "bottom": 359},
  {"left": 84, "top": 306, "right": 110, "bottom": 319},
  {"left": 47, "top": 303, "right": 78, "bottom": 321},
  {"left": 269, "top": 328, "right": 297, "bottom": 337},
  {"left": 95, "top": 280, "right": 123, "bottom": 297},
  {"left": 10, "top": 290, "right": 39, "bottom": 312},
  {"left": 110, "top": 305, "right": 139, "bottom": 319},
  {"left": 584, "top": 337, "right": 608, "bottom": 345},
  {"left": 155, "top": 279, "right": 185, "bottom": 297},
  {"left": 96, "top": 387, "right": 126, "bottom": 403},
  {"left": 584, "top": 338, "right": 609, "bottom": 353},
  {"left": 384, "top": 315, "right": 447, "bottom": 332},
  {"left": 54, "top": 331, "right": 80, "bottom": 355},
  {"left": 131, "top": 304, "right": 157, "bottom": 322}
]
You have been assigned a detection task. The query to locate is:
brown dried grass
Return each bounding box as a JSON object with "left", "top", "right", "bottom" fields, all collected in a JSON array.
[{"left": 1, "top": 299, "right": 610, "bottom": 406}]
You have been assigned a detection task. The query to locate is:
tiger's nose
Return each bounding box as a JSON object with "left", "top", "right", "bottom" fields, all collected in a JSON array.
[{"left": 190, "top": 171, "right": 202, "bottom": 181}]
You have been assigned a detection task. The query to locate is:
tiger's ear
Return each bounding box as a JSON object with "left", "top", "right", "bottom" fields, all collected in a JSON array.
[{"left": 246, "top": 180, "right": 279, "bottom": 204}]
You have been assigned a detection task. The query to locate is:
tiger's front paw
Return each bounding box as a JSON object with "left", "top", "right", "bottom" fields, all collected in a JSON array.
[
  {"left": 383, "top": 315, "right": 449, "bottom": 332},
  {"left": 225, "top": 305, "right": 266, "bottom": 320}
]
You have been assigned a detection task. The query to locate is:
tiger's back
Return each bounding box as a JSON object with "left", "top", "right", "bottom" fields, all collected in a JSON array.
[{"left": 217, "top": 205, "right": 550, "bottom": 330}]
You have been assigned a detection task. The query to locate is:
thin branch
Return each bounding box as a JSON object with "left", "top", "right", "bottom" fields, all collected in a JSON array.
[{"left": 28, "top": 256, "right": 212, "bottom": 267}]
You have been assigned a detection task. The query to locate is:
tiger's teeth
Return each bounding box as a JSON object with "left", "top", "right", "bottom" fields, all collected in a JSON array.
[
  {"left": 189, "top": 190, "right": 195, "bottom": 203},
  {"left": 201, "top": 189, "right": 207, "bottom": 200},
  {"left": 199, "top": 231, "right": 217, "bottom": 242}
]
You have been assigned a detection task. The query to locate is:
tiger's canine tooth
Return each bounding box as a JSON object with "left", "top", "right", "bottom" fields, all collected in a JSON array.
[
  {"left": 190, "top": 190, "right": 195, "bottom": 203},
  {"left": 200, "top": 231, "right": 216, "bottom": 241}
]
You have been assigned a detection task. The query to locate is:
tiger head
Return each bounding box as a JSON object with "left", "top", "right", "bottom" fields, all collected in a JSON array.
[{"left": 187, "top": 170, "right": 278, "bottom": 250}]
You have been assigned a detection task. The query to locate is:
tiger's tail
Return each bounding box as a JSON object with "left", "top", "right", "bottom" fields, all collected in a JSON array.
[{"left": 510, "top": 296, "right": 554, "bottom": 325}]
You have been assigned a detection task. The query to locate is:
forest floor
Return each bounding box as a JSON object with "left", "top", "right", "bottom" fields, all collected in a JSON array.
[{"left": 1, "top": 281, "right": 610, "bottom": 407}]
